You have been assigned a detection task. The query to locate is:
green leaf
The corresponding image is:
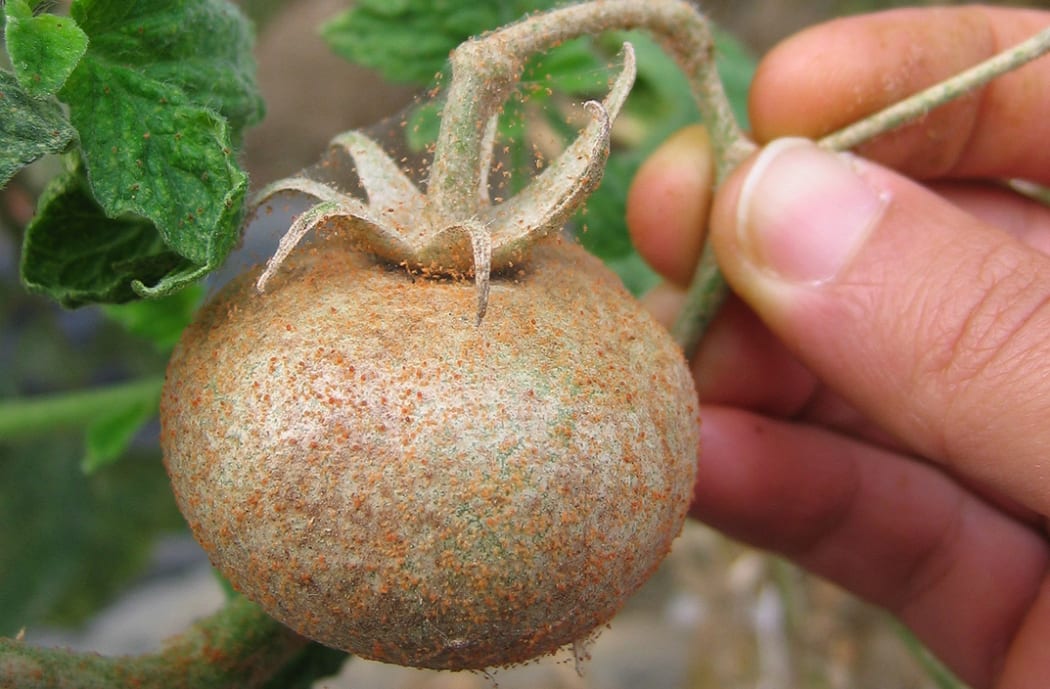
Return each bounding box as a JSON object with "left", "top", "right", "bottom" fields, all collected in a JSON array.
[
  {"left": 0, "top": 437, "right": 185, "bottom": 632},
  {"left": 523, "top": 36, "right": 609, "bottom": 94},
  {"left": 404, "top": 99, "right": 442, "bottom": 152},
  {"left": 321, "top": 0, "right": 551, "bottom": 85},
  {"left": 20, "top": 171, "right": 199, "bottom": 306},
  {"left": 576, "top": 150, "right": 641, "bottom": 261},
  {"left": 68, "top": 0, "right": 265, "bottom": 140},
  {"left": 0, "top": 376, "right": 165, "bottom": 441},
  {"left": 17, "top": 0, "right": 264, "bottom": 306},
  {"left": 604, "top": 252, "right": 660, "bottom": 296},
  {"left": 82, "top": 395, "right": 157, "bottom": 473},
  {"left": 4, "top": 0, "right": 90, "bottom": 98},
  {"left": 100, "top": 283, "right": 203, "bottom": 351},
  {"left": 0, "top": 272, "right": 176, "bottom": 630},
  {"left": 61, "top": 58, "right": 247, "bottom": 269},
  {"left": 0, "top": 70, "right": 77, "bottom": 187}
]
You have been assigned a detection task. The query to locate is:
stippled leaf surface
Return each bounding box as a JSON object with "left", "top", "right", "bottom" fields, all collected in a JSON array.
[
  {"left": 0, "top": 70, "right": 77, "bottom": 187},
  {"left": 4, "top": 0, "right": 89, "bottom": 98},
  {"left": 68, "top": 0, "right": 264, "bottom": 143},
  {"left": 20, "top": 171, "right": 201, "bottom": 307},
  {"left": 14, "top": 0, "right": 264, "bottom": 304}
]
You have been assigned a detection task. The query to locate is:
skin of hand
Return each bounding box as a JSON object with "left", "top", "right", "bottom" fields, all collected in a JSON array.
[{"left": 626, "top": 7, "right": 1050, "bottom": 689}]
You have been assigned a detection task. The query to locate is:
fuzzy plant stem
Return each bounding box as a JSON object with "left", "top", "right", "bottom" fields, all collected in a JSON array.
[
  {"left": 671, "top": 24, "right": 1050, "bottom": 358},
  {"left": 820, "top": 25, "right": 1050, "bottom": 151},
  {"left": 427, "top": 0, "right": 751, "bottom": 223},
  {"left": 0, "top": 597, "right": 310, "bottom": 689}
]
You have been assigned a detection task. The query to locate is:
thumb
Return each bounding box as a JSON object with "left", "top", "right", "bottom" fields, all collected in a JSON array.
[{"left": 710, "top": 137, "right": 1050, "bottom": 516}]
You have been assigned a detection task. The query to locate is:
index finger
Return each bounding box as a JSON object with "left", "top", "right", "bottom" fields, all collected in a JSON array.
[{"left": 749, "top": 6, "right": 1050, "bottom": 183}]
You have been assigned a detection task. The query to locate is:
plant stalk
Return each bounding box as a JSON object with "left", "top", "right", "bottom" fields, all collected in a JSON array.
[
  {"left": 0, "top": 597, "right": 311, "bottom": 689},
  {"left": 428, "top": 0, "right": 750, "bottom": 222},
  {"left": 820, "top": 25, "right": 1050, "bottom": 151},
  {"left": 0, "top": 376, "right": 164, "bottom": 440}
]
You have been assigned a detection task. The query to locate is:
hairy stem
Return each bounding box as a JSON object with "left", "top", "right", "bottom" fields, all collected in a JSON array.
[
  {"left": 820, "top": 25, "right": 1050, "bottom": 151},
  {"left": 0, "top": 376, "right": 164, "bottom": 440},
  {"left": 670, "top": 244, "right": 725, "bottom": 358},
  {"left": 672, "top": 24, "right": 1050, "bottom": 357},
  {"left": 0, "top": 597, "right": 310, "bottom": 689},
  {"left": 428, "top": 0, "right": 750, "bottom": 222},
  {"left": 1009, "top": 179, "right": 1050, "bottom": 207}
]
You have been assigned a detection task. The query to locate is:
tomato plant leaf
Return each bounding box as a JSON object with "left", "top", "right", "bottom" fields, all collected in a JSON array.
[
  {"left": 100, "top": 284, "right": 204, "bottom": 351},
  {"left": 4, "top": 0, "right": 89, "bottom": 99},
  {"left": 524, "top": 36, "right": 611, "bottom": 94},
  {"left": 20, "top": 171, "right": 200, "bottom": 306},
  {"left": 67, "top": 0, "right": 264, "bottom": 143},
  {"left": 14, "top": 0, "right": 264, "bottom": 305},
  {"left": 0, "top": 70, "right": 77, "bottom": 187},
  {"left": 321, "top": 0, "right": 552, "bottom": 85},
  {"left": 59, "top": 57, "right": 247, "bottom": 272},
  {"left": 0, "top": 437, "right": 185, "bottom": 633},
  {"left": 82, "top": 395, "right": 157, "bottom": 474}
]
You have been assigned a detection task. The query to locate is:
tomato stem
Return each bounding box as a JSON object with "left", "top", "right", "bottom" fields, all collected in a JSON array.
[
  {"left": 428, "top": 0, "right": 751, "bottom": 221},
  {"left": 820, "top": 26, "right": 1050, "bottom": 152},
  {"left": 0, "top": 596, "right": 313, "bottom": 689}
]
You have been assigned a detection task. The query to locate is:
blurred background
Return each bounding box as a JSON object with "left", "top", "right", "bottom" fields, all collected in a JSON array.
[{"left": 1, "top": 1, "right": 1041, "bottom": 687}]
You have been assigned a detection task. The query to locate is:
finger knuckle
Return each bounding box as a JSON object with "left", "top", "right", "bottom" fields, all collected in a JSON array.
[{"left": 918, "top": 243, "right": 1050, "bottom": 436}]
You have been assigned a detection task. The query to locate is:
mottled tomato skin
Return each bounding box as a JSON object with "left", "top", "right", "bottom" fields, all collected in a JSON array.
[{"left": 160, "top": 235, "right": 699, "bottom": 670}]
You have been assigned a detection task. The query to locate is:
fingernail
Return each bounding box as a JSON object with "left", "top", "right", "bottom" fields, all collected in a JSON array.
[{"left": 736, "top": 138, "right": 889, "bottom": 284}]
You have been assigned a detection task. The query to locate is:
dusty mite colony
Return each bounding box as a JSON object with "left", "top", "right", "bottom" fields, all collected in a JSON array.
[
  {"left": 160, "top": 235, "right": 699, "bottom": 669},
  {"left": 162, "top": 0, "right": 708, "bottom": 671}
]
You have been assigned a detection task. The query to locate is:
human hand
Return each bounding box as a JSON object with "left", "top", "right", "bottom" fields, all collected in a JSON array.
[{"left": 627, "top": 7, "right": 1050, "bottom": 688}]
